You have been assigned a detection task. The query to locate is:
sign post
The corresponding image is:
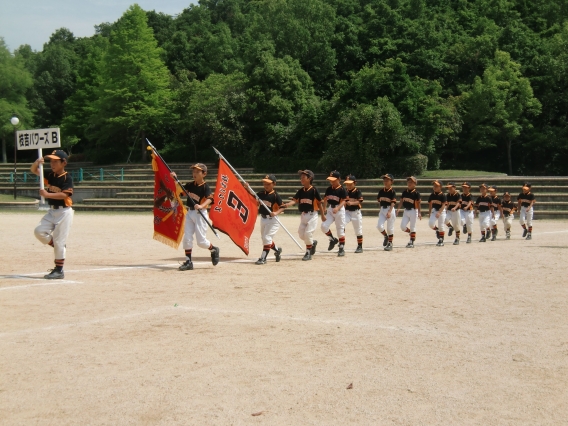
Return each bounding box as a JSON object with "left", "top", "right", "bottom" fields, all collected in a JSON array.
[{"left": 16, "top": 128, "right": 61, "bottom": 210}]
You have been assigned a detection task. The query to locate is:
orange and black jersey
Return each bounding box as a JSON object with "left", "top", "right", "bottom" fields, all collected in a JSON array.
[
  {"left": 518, "top": 192, "right": 535, "bottom": 207},
  {"left": 401, "top": 189, "right": 421, "bottom": 210},
  {"left": 257, "top": 190, "right": 283, "bottom": 217},
  {"left": 475, "top": 195, "right": 493, "bottom": 212},
  {"left": 502, "top": 200, "right": 516, "bottom": 217},
  {"left": 460, "top": 193, "right": 473, "bottom": 210},
  {"left": 346, "top": 188, "right": 364, "bottom": 211},
  {"left": 325, "top": 185, "right": 347, "bottom": 207},
  {"left": 446, "top": 192, "right": 461, "bottom": 210},
  {"left": 182, "top": 181, "right": 213, "bottom": 210},
  {"left": 44, "top": 171, "right": 73, "bottom": 207},
  {"left": 377, "top": 187, "right": 396, "bottom": 208},
  {"left": 428, "top": 192, "right": 447, "bottom": 210},
  {"left": 293, "top": 186, "right": 322, "bottom": 213},
  {"left": 490, "top": 195, "right": 501, "bottom": 210}
]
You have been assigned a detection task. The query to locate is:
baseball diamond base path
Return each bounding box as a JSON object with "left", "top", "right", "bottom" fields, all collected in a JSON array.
[{"left": 1, "top": 212, "right": 567, "bottom": 425}]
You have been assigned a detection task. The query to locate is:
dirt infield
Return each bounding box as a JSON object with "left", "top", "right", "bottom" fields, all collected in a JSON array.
[{"left": 1, "top": 211, "right": 567, "bottom": 425}]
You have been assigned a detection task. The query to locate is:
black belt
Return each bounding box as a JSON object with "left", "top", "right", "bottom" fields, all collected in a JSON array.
[
  {"left": 49, "top": 205, "right": 64, "bottom": 209},
  {"left": 404, "top": 207, "right": 415, "bottom": 210},
  {"left": 261, "top": 214, "right": 273, "bottom": 219}
]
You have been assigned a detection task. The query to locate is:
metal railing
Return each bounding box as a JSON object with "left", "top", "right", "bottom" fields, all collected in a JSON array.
[{"left": 1, "top": 168, "right": 124, "bottom": 183}]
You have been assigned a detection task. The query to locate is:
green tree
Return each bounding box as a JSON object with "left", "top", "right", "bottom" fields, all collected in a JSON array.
[
  {"left": 90, "top": 4, "right": 173, "bottom": 163},
  {"left": 462, "top": 50, "right": 541, "bottom": 175},
  {"left": 0, "top": 38, "right": 34, "bottom": 163}
]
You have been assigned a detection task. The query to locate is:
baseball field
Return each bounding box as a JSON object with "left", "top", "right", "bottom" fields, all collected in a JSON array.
[{"left": 1, "top": 211, "right": 567, "bottom": 425}]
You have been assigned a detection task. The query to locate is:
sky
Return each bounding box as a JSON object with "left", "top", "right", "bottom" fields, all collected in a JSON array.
[{"left": 0, "top": 0, "right": 193, "bottom": 52}]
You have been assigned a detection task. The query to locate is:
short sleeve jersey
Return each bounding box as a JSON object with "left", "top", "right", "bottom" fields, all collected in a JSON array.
[
  {"left": 325, "top": 185, "right": 347, "bottom": 207},
  {"left": 517, "top": 192, "right": 535, "bottom": 207},
  {"left": 401, "top": 189, "right": 421, "bottom": 210},
  {"left": 460, "top": 193, "right": 473, "bottom": 210},
  {"left": 346, "top": 188, "right": 364, "bottom": 211},
  {"left": 44, "top": 171, "right": 74, "bottom": 207},
  {"left": 257, "top": 190, "right": 283, "bottom": 216},
  {"left": 428, "top": 192, "right": 447, "bottom": 210},
  {"left": 475, "top": 195, "right": 492, "bottom": 212},
  {"left": 502, "top": 200, "right": 516, "bottom": 217},
  {"left": 293, "top": 186, "right": 322, "bottom": 213},
  {"left": 490, "top": 195, "right": 501, "bottom": 210},
  {"left": 446, "top": 192, "right": 461, "bottom": 210},
  {"left": 182, "top": 181, "right": 213, "bottom": 210},
  {"left": 377, "top": 187, "right": 396, "bottom": 208}
]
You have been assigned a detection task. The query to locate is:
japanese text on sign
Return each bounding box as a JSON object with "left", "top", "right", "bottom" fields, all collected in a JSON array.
[{"left": 16, "top": 128, "right": 61, "bottom": 150}]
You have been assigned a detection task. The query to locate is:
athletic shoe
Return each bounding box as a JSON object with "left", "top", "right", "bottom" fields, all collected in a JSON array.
[
  {"left": 448, "top": 226, "right": 453, "bottom": 237},
  {"left": 526, "top": 233, "right": 532, "bottom": 240},
  {"left": 522, "top": 229, "right": 528, "bottom": 237},
  {"left": 210, "top": 246, "right": 220, "bottom": 266},
  {"left": 255, "top": 258, "right": 266, "bottom": 265},
  {"left": 337, "top": 247, "right": 345, "bottom": 257},
  {"left": 506, "top": 231, "right": 511, "bottom": 240},
  {"left": 354, "top": 245, "right": 363, "bottom": 253},
  {"left": 302, "top": 252, "right": 312, "bottom": 261},
  {"left": 406, "top": 241, "right": 414, "bottom": 248},
  {"left": 491, "top": 231, "right": 496, "bottom": 241},
  {"left": 383, "top": 235, "right": 388, "bottom": 247},
  {"left": 274, "top": 247, "right": 282, "bottom": 262},
  {"left": 328, "top": 237, "right": 339, "bottom": 251},
  {"left": 310, "top": 240, "right": 318, "bottom": 255},
  {"left": 44, "top": 269, "right": 64, "bottom": 279},
  {"left": 463, "top": 225, "right": 467, "bottom": 234},
  {"left": 436, "top": 239, "right": 444, "bottom": 247},
  {"left": 384, "top": 242, "right": 393, "bottom": 251},
  {"left": 466, "top": 235, "right": 472, "bottom": 244},
  {"left": 453, "top": 238, "right": 459, "bottom": 245},
  {"left": 479, "top": 236, "right": 486, "bottom": 242},
  {"left": 179, "top": 260, "right": 194, "bottom": 271},
  {"left": 486, "top": 230, "right": 492, "bottom": 241}
]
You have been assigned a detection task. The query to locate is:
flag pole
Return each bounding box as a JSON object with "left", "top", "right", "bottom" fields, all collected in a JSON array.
[
  {"left": 146, "top": 139, "right": 220, "bottom": 240},
  {"left": 212, "top": 147, "right": 303, "bottom": 250}
]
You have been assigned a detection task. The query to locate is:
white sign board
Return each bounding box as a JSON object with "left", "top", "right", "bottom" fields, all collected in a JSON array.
[{"left": 16, "top": 128, "right": 61, "bottom": 150}]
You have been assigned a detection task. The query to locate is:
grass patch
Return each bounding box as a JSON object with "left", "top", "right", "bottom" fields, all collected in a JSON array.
[
  {"left": 418, "top": 170, "right": 507, "bottom": 178},
  {"left": 0, "top": 194, "right": 37, "bottom": 202}
]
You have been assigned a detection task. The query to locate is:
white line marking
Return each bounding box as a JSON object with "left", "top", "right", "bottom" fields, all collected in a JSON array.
[{"left": 0, "top": 280, "right": 84, "bottom": 291}]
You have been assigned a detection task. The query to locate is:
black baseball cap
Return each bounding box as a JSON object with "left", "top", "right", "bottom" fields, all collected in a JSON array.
[
  {"left": 406, "top": 176, "right": 417, "bottom": 183},
  {"left": 45, "top": 150, "right": 68, "bottom": 162},
  {"left": 298, "top": 169, "right": 315, "bottom": 179},
  {"left": 479, "top": 183, "right": 488, "bottom": 189},
  {"left": 446, "top": 182, "right": 456, "bottom": 188},
  {"left": 381, "top": 173, "right": 394, "bottom": 181},
  {"left": 523, "top": 182, "right": 532, "bottom": 190},
  {"left": 344, "top": 174, "right": 357, "bottom": 184},
  {"left": 262, "top": 174, "right": 277, "bottom": 183},
  {"left": 461, "top": 181, "right": 471, "bottom": 188},
  {"left": 191, "top": 163, "right": 208, "bottom": 173},
  {"left": 488, "top": 185, "right": 497, "bottom": 192},
  {"left": 326, "top": 170, "right": 341, "bottom": 181},
  {"left": 503, "top": 191, "right": 511, "bottom": 197},
  {"left": 432, "top": 180, "right": 443, "bottom": 186}
]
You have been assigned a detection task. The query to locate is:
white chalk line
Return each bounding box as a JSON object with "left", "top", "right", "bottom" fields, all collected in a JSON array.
[{"left": 0, "top": 303, "right": 431, "bottom": 338}]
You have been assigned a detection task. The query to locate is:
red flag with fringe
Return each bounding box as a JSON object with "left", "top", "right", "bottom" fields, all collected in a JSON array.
[
  {"left": 150, "top": 150, "right": 187, "bottom": 248},
  {"left": 209, "top": 159, "right": 258, "bottom": 255}
]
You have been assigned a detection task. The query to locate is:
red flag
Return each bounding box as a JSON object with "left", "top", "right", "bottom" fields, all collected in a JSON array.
[
  {"left": 150, "top": 150, "right": 187, "bottom": 248},
  {"left": 209, "top": 158, "right": 258, "bottom": 255}
]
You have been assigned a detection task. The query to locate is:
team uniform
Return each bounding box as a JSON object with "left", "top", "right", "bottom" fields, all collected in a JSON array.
[
  {"left": 321, "top": 183, "right": 347, "bottom": 255},
  {"left": 400, "top": 188, "right": 421, "bottom": 246},
  {"left": 518, "top": 191, "right": 535, "bottom": 239},
  {"left": 501, "top": 199, "right": 516, "bottom": 239},
  {"left": 475, "top": 194, "right": 493, "bottom": 241},
  {"left": 428, "top": 191, "right": 447, "bottom": 244},
  {"left": 377, "top": 187, "right": 397, "bottom": 248},
  {"left": 489, "top": 194, "right": 502, "bottom": 240},
  {"left": 293, "top": 185, "right": 322, "bottom": 254},
  {"left": 460, "top": 192, "right": 474, "bottom": 242},
  {"left": 256, "top": 188, "right": 283, "bottom": 263},
  {"left": 34, "top": 170, "right": 74, "bottom": 278},
  {"left": 345, "top": 187, "right": 364, "bottom": 250},
  {"left": 445, "top": 190, "right": 462, "bottom": 244}
]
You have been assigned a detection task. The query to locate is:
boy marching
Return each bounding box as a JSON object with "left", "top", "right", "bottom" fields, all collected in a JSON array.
[
  {"left": 501, "top": 192, "right": 516, "bottom": 239},
  {"left": 518, "top": 182, "right": 535, "bottom": 240},
  {"left": 475, "top": 183, "right": 494, "bottom": 242},
  {"left": 281, "top": 170, "right": 325, "bottom": 261},
  {"left": 377, "top": 173, "right": 397, "bottom": 251},
  {"left": 459, "top": 182, "right": 474, "bottom": 244},
  {"left": 428, "top": 180, "right": 447, "bottom": 246},
  {"left": 397, "top": 176, "right": 421, "bottom": 248},
  {"left": 321, "top": 171, "right": 348, "bottom": 257},
  {"left": 31, "top": 150, "right": 74, "bottom": 279},
  {"left": 344, "top": 175, "right": 364, "bottom": 253},
  {"left": 445, "top": 182, "right": 462, "bottom": 245},
  {"left": 254, "top": 174, "right": 284, "bottom": 265},
  {"left": 172, "top": 163, "right": 220, "bottom": 271},
  {"left": 488, "top": 186, "right": 502, "bottom": 241}
]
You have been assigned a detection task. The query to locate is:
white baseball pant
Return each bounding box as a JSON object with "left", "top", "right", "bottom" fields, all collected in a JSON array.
[
  {"left": 400, "top": 209, "right": 418, "bottom": 232},
  {"left": 460, "top": 209, "right": 474, "bottom": 233},
  {"left": 321, "top": 205, "right": 345, "bottom": 237},
  {"left": 519, "top": 206, "right": 533, "bottom": 228},
  {"left": 298, "top": 212, "right": 319, "bottom": 245},
  {"left": 183, "top": 209, "right": 211, "bottom": 250},
  {"left": 377, "top": 206, "right": 396, "bottom": 235},
  {"left": 490, "top": 210, "right": 501, "bottom": 227},
  {"left": 345, "top": 210, "right": 363, "bottom": 236},
  {"left": 503, "top": 214, "right": 514, "bottom": 231},
  {"left": 446, "top": 209, "right": 462, "bottom": 231},
  {"left": 429, "top": 209, "right": 446, "bottom": 231},
  {"left": 260, "top": 216, "right": 280, "bottom": 246},
  {"left": 34, "top": 207, "right": 74, "bottom": 260},
  {"left": 478, "top": 211, "right": 492, "bottom": 233}
]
